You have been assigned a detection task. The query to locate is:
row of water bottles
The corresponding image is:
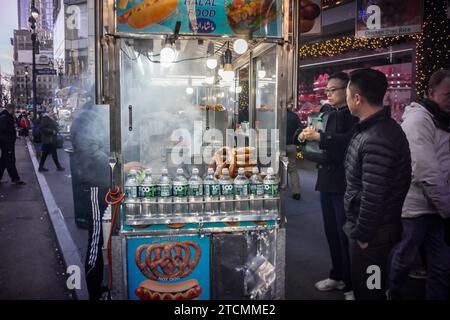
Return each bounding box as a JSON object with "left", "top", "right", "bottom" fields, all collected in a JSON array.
[{"left": 124, "top": 166, "right": 279, "bottom": 217}]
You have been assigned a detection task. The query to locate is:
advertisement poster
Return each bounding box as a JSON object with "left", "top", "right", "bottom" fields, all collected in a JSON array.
[
  {"left": 299, "top": 0, "right": 322, "bottom": 36},
  {"left": 356, "top": 0, "right": 422, "bottom": 38},
  {"left": 116, "top": 0, "right": 282, "bottom": 37},
  {"left": 127, "top": 235, "right": 210, "bottom": 300}
]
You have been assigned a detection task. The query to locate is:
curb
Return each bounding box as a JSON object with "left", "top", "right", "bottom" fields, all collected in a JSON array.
[{"left": 26, "top": 140, "right": 89, "bottom": 300}]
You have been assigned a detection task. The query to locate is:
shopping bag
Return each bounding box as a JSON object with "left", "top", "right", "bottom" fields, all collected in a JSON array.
[{"left": 302, "top": 112, "right": 330, "bottom": 163}]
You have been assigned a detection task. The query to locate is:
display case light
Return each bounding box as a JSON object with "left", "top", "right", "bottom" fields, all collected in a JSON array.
[
  {"left": 222, "top": 63, "right": 235, "bottom": 82},
  {"left": 186, "top": 77, "right": 194, "bottom": 95},
  {"left": 161, "top": 43, "right": 176, "bottom": 64},
  {"left": 233, "top": 39, "right": 248, "bottom": 55},
  {"left": 258, "top": 63, "right": 266, "bottom": 79}
]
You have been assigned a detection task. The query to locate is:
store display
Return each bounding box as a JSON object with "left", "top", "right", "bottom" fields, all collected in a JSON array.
[{"left": 298, "top": 63, "right": 413, "bottom": 124}]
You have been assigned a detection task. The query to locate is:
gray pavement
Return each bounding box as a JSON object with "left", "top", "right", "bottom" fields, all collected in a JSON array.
[{"left": 0, "top": 139, "right": 73, "bottom": 300}]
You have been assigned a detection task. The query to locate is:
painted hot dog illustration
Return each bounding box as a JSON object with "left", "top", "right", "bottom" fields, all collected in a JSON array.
[{"left": 117, "top": 0, "right": 178, "bottom": 29}]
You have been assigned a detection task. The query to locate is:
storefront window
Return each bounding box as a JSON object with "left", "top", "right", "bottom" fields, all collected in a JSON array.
[{"left": 298, "top": 44, "right": 415, "bottom": 124}]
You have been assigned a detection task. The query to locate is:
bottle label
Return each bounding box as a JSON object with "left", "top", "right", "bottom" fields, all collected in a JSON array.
[
  {"left": 173, "top": 184, "right": 188, "bottom": 197},
  {"left": 205, "top": 184, "right": 220, "bottom": 196},
  {"left": 221, "top": 184, "right": 234, "bottom": 196},
  {"left": 235, "top": 183, "right": 249, "bottom": 196},
  {"left": 264, "top": 183, "right": 279, "bottom": 196},
  {"left": 158, "top": 185, "right": 172, "bottom": 197},
  {"left": 250, "top": 184, "right": 264, "bottom": 196},
  {"left": 139, "top": 185, "right": 157, "bottom": 198},
  {"left": 189, "top": 185, "right": 203, "bottom": 197},
  {"left": 125, "top": 186, "right": 137, "bottom": 199}
]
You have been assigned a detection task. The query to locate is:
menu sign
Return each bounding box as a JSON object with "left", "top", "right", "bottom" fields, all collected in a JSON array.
[
  {"left": 356, "top": 0, "right": 422, "bottom": 38},
  {"left": 116, "top": 0, "right": 283, "bottom": 37}
]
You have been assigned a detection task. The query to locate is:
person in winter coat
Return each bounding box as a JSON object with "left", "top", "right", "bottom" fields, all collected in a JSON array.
[
  {"left": 38, "top": 111, "right": 64, "bottom": 172},
  {"left": 344, "top": 68, "right": 411, "bottom": 300},
  {"left": 300, "top": 72, "right": 358, "bottom": 299},
  {"left": 388, "top": 69, "right": 450, "bottom": 300},
  {"left": 0, "top": 103, "right": 25, "bottom": 185}
]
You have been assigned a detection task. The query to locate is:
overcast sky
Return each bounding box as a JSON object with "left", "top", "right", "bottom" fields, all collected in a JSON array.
[{"left": 0, "top": 1, "right": 18, "bottom": 75}]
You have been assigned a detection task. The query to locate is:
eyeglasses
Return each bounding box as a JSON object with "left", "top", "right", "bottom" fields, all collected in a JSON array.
[{"left": 324, "top": 87, "right": 346, "bottom": 95}]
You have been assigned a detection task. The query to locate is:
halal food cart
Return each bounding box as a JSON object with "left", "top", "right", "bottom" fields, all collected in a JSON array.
[{"left": 96, "top": 0, "right": 298, "bottom": 300}]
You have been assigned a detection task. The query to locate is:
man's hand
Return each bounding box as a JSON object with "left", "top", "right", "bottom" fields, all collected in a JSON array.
[
  {"left": 357, "top": 240, "right": 368, "bottom": 249},
  {"left": 302, "top": 126, "right": 320, "bottom": 141}
]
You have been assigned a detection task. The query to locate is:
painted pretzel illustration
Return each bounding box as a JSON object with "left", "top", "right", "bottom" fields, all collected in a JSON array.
[{"left": 135, "top": 241, "right": 201, "bottom": 280}]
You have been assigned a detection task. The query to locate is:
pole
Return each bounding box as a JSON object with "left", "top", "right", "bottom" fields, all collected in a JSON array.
[{"left": 32, "top": 32, "right": 37, "bottom": 120}]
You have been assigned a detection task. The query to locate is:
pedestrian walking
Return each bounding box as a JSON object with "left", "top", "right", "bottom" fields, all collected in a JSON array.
[
  {"left": 300, "top": 72, "right": 358, "bottom": 300},
  {"left": 38, "top": 111, "right": 65, "bottom": 172},
  {"left": 388, "top": 69, "right": 450, "bottom": 300},
  {"left": 0, "top": 103, "right": 26, "bottom": 185},
  {"left": 343, "top": 68, "right": 412, "bottom": 300}
]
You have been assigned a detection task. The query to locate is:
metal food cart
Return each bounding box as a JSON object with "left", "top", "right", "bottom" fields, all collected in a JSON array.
[{"left": 95, "top": 0, "right": 298, "bottom": 300}]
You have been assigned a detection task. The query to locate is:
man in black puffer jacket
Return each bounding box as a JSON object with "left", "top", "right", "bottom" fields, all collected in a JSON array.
[{"left": 343, "top": 69, "right": 411, "bottom": 300}]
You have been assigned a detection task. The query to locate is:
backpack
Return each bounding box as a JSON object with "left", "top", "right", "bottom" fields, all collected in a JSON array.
[{"left": 19, "top": 116, "right": 30, "bottom": 129}]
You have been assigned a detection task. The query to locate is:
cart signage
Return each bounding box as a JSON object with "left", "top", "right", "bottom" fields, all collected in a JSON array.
[
  {"left": 127, "top": 235, "right": 210, "bottom": 300},
  {"left": 116, "top": 0, "right": 283, "bottom": 37},
  {"left": 355, "top": 0, "right": 422, "bottom": 38}
]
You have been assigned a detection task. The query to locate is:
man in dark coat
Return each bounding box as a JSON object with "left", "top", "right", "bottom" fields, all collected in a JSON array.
[
  {"left": 0, "top": 103, "right": 25, "bottom": 185},
  {"left": 300, "top": 72, "right": 358, "bottom": 299},
  {"left": 38, "top": 111, "right": 65, "bottom": 172},
  {"left": 344, "top": 68, "right": 412, "bottom": 300}
]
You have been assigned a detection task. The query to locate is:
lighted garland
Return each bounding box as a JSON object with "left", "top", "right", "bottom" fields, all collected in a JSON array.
[
  {"left": 415, "top": 0, "right": 449, "bottom": 97},
  {"left": 298, "top": 1, "right": 449, "bottom": 98}
]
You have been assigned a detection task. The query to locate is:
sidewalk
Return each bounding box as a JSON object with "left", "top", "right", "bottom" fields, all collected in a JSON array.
[{"left": 0, "top": 139, "right": 72, "bottom": 299}]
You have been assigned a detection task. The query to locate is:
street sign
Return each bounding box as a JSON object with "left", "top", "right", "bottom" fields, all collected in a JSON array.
[{"left": 36, "top": 68, "right": 57, "bottom": 75}]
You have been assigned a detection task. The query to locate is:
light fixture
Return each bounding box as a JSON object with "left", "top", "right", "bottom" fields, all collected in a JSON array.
[
  {"left": 233, "top": 39, "right": 248, "bottom": 54},
  {"left": 160, "top": 43, "right": 176, "bottom": 64},
  {"left": 206, "top": 42, "right": 217, "bottom": 69},
  {"left": 186, "top": 77, "right": 193, "bottom": 94},
  {"left": 31, "top": 7, "right": 40, "bottom": 19},
  {"left": 258, "top": 62, "right": 266, "bottom": 79},
  {"left": 235, "top": 86, "right": 242, "bottom": 94},
  {"left": 221, "top": 43, "right": 235, "bottom": 82},
  {"left": 218, "top": 54, "right": 225, "bottom": 77}
]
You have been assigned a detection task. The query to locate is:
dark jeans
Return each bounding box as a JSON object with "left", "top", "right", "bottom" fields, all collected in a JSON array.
[
  {"left": 389, "top": 215, "right": 450, "bottom": 300},
  {"left": 39, "top": 143, "right": 62, "bottom": 169},
  {"left": 320, "top": 192, "right": 352, "bottom": 291},
  {"left": 0, "top": 142, "right": 20, "bottom": 181},
  {"left": 350, "top": 225, "right": 400, "bottom": 300}
]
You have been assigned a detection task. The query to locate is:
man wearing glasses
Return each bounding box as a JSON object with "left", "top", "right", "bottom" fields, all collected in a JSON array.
[{"left": 300, "top": 72, "right": 358, "bottom": 300}]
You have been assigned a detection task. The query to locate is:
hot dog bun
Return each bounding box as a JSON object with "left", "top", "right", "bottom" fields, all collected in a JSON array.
[
  {"left": 135, "top": 279, "right": 202, "bottom": 300},
  {"left": 118, "top": 0, "right": 178, "bottom": 29}
]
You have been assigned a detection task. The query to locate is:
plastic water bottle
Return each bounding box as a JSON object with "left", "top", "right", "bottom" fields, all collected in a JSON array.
[
  {"left": 249, "top": 167, "right": 264, "bottom": 214},
  {"left": 139, "top": 169, "right": 157, "bottom": 217},
  {"left": 219, "top": 168, "right": 234, "bottom": 214},
  {"left": 203, "top": 168, "right": 220, "bottom": 215},
  {"left": 173, "top": 168, "right": 188, "bottom": 215},
  {"left": 263, "top": 167, "right": 279, "bottom": 214},
  {"left": 234, "top": 167, "right": 249, "bottom": 214},
  {"left": 124, "top": 169, "right": 140, "bottom": 217},
  {"left": 157, "top": 168, "right": 172, "bottom": 216},
  {"left": 188, "top": 168, "right": 203, "bottom": 216}
]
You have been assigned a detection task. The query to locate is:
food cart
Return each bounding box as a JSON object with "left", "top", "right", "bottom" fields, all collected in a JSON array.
[{"left": 96, "top": 0, "right": 298, "bottom": 300}]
